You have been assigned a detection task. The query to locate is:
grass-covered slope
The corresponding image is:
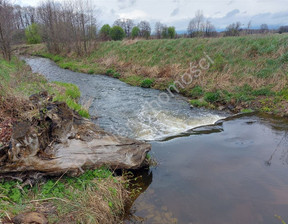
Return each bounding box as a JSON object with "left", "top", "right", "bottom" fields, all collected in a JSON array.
[
  {"left": 0, "top": 57, "right": 130, "bottom": 223},
  {"left": 0, "top": 57, "right": 89, "bottom": 119},
  {"left": 30, "top": 34, "right": 288, "bottom": 115}
]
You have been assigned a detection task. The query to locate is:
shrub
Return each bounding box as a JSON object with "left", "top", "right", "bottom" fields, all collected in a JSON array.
[
  {"left": 204, "top": 91, "right": 221, "bottom": 103},
  {"left": 100, "top": 24, "right": 111, "bottom": 41},
  {"left": 190, "top": 99, "right": 208, "bottom": 107},
  {"left": 106, "top": 69, "right": 115, "bottom": 75},
  {"left": 168, "top": 26, "right": 176, "bottom": 39},
  {"left": 25, "top": 23, "right": 42, "bottom": 44},
  {"left": 131, "top": 27, "right": 140, "bottom": 39},
  {"left": 140, "top": 79, "right": 153, "bottom": 88},
  {"left": 88, "top": 69, "right": 94, "bottom": 74},
  {"left": 110, "top": 26, "right": 125, "bottom": 41},
  {"left": 241, "top": 108, "right": 254, "bottom": 113},
  {"left": 113, "top": 72, "right": 121, "bottom": 78},
  {"left": 252, "top": 87, "right": 275, "bottom": 96},
  {"left": 190, "top": 86, "right": 203, "bottom": 98}
]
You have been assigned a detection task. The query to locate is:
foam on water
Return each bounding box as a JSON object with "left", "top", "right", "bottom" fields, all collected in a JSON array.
[{"left": 128, "top": 107, "right": 225, "bottom": 141}]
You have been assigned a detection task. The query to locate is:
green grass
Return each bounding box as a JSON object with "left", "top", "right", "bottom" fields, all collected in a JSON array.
[
  {"left": 37, "top": 34, "right": 288, "bottom": 76},
  {"left": 190, "top": 99, "right": 209, "bottom": 107},
  {"left": 51, "top": 82, "right": 89, "bottom": 118},
  {"left": 0, "top": 57, "right": 89, "bottom": 120},
  {"left": 140, "top": 79, "right": 154, "bottom": 88},
  {"left": 241, "top": 108, "right": 254, "bottom": 113},
  {"left": 120, "top": 75, "right": 144, "bottom": 86},
  {"left": 0, "top": 167, "right": 126, "bottom": 222},
  {"left": 33, "top": 34, "right": 288, "bottom": 115},
  {"left": 190, "top": 86, "right": 204, "bottom": 98}
]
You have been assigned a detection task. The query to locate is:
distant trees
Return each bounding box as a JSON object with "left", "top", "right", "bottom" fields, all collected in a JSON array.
[
  {"left": 100, "top": 24, "right": 111, "bottom": 40},
  {"left": 161, "top": 25, "right": 169, "bottom": 38},
  {"left": 0, "top": 0, "right": 285, "bottom": 60},
  {"left": 0, "top": 0, "right": 15, "bottom": 61},
  {"left": 113, "top": 18, "right": 134, "bottom": 37},
  {"left": 187, "top": 10, "right": 216, "bottom": 37},
  {"left": 138, "top": 21, "right": 151, "bottom": 39},
  {"left": 131, "top": 26, "right": 140, "bottom": 39},
  {"left": 163, "top": 26, "right": 176, "bottom": 39},
  {"left": 204, "top": 21, "right": 216, "bottom": 37},
  {"left": 25, "top": 23, "right": 42, "bottom": 44},
  {"left": 154, "top": 22, "right": 163, "bottom": 39},
  {"left": 110, "top": 26, "right": 125, "bottom": 41},
  {"left": 279, "top": 26, "right": 288, "bottom": 34},
  {"left": 225, "top": 22, "right": 242, "bottom": 36},
  {"left": 260, "top": 24, "right": 269, "bottom": 34},
  {"left": 246, "top": 20, "right": 252, "bottom": 34},
  {"left": 154, "top": 22, "right": 176, "bottom": 39},
  {"left": 168, "top": 27, "right": 176, "bottom": 39}
]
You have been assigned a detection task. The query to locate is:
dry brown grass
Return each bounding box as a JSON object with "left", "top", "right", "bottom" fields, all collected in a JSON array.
[
  {"left": 122, "top": 38, "right": 143, "bottom": 46},
  {"left": 49, "top": 177, "right": 129, "bottom": 224}
]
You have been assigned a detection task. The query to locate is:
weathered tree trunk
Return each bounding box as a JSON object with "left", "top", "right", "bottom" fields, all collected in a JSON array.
[{"left": 0, "top": 92, "right": 151, "bottom": 177}]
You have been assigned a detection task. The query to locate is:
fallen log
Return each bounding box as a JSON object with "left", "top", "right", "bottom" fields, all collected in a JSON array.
[{"left": 0, "top": 92, "right": 151, "bottom": 177}]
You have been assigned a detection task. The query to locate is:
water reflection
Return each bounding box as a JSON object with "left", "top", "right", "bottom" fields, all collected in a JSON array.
[
  {"left": 126, "top": 114, "right": 288, "bottom": 224},
  {"left": 265, "top": 131, "right": 288, "bottom": 166}
]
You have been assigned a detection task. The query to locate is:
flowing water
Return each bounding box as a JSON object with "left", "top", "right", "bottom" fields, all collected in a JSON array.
[{"left": 24, "top": 57, "right": 288, "bottom": 224}]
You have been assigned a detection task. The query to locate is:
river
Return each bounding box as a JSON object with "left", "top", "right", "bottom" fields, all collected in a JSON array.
[{"left": 24, "top": 57, "right": 288, "bottom": 224}]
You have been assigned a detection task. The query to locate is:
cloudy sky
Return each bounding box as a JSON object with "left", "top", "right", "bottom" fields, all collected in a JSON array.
[{"left": 16, "top": 0, "right": 288, "bottom": 31}]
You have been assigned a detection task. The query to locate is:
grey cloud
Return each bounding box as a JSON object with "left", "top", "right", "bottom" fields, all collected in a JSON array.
[
  {"left": 225, "top": 9, "right": 240, "bottom": 18},
  {"left": 171, "top": 8, "right": 180, "bottom": 17}
]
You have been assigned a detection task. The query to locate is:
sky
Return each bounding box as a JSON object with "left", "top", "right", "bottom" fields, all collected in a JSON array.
[{"left": 16, "top": 0, "right": 288, "bottom": 31}]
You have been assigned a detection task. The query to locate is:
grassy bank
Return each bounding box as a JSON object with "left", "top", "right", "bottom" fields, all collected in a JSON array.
[
  {"left": 26, "top": 34, "right": 288, "bottom": 116},
  {"left": 0, "top": 57, "right": 89, "bottom": 119},
  {"left": 0, "top": 168, "right": 128, "bottom": 223},
  {"left": 0, "top": 57, "right": 130, "bottom": 223}
]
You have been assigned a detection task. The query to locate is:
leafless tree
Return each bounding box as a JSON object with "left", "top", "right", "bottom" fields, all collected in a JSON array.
[
  {"left": 246, "top": 20, "right": 252, "bottom": 35},
  {"left": 113, "top": 18, "right": 134, "bottom": 37},
  {"left": 138, "top": 21, "right": 151, "bottom": 39},
  {"left": 37, "top": 0, "right": 98, "bottom": 55},
  {"left": 187, "top": 10, "right": 205, "bottom": 37},
  {"left": 188, "top": 11, "right": 216, "bottom": 38},
  {"left": 14, "top": 6, "right": 37, "bottom": 29},
  {"left": 260, "top": 24, "right": 269, "bottom": 34},
  {"left": 0, "top": 0, "right": 16, "bottom": 61},
  {"left": 279, "top": 26, "right": 288, "bottom": 34},
  {"left": 204, "top": 20, "right": 216, "bottom": 37},
  {"left": 154, "top": 22, "right": 163, "bottom": 39},
  {"left": 225, "top": 22, "right": 241, "bottom": 36}
]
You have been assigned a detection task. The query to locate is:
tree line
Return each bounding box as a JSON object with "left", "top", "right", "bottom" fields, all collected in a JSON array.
[
  {"left": 99, "top": 19, "right": 176, "bottom": 41},
  {"left": 0, "top": 0, "right": 99, "bottom": 60},
  {"left": 0, "top": 0, "right": 287, "bottom": 61}
]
